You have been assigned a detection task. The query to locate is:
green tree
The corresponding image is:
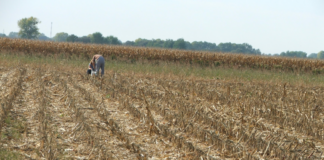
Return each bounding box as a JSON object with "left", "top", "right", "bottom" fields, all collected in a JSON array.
[
  {"left": 163, "top": 39, "right": 174, "bottom": 48},
  {"left": 134, "top": 38, "right": 150, "bottom": 46},
  {"left": 152, "top": 39, "right": 164, "bottom": 48},
  {"left": 217, "top": 43, "right": 260, "bottom": 55},
  {"left": 53, "top": 32, "right": 69, "bottom": 42},
  {"left": 280, "top": 51, "right": 307, "bottom": 58},
  {"left": 307, "top": 53, "right": 317, "bottom": 59},
  {"left": 38, "top": 33, "right": 50, "bottom": 41},
  {"left": 317, "top": 51, "right": 324, "bottom": 59},
  {"left": 173, "top": 38, "right": 186, "bottom": 49},
  {"left": 67, "top": 34, "right": 79, "bottom": 42},
  {"left": 185, "top": 41, "right": 193, "bottom": 50},
  {"left": 105, "top": 35, "right": 122, "bottom": 45},
  {"left": 218, "top": 43, "right": 233, "bottom": 52},
  {"left": 191, "top": 41, "right": 217, "bottom": 51},
  {"left": 90, "top": 32, "right": 104, "bottom": 44},
  {"left": 124, "top": 41, "right": 135, "bottom": 46},
  {"left": 0, "top": 33, "right": 6, "bottom": 37},
  {"left": 18, "top": 17, "right": 40, "bottom": 39},
  {"left": 78, "top": 36, "right": 91, "bottom": 43},
  {"left": 8, "top": 32, "right": 19, "bottom": 38}
]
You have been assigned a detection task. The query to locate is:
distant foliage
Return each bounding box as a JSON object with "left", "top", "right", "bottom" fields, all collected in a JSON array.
[
  {"left": 66, "top": 34, "right": 78, "bottom": 42},
  {"left": 0, "top": 33, "right": 6, "bottom": 37},
  {"left": 6, "top": 18, "right": 319, "bottom": 57},
  {"left": 129, "top": 38, "right": 261, "bottom": 55},
  {"left": 66, "top": 34, "right": 91, "bottom": 43},
  {"left": 53, "top": 32, "right": 69, "bottom": 42},
  {"left": 124, "top": 41, "right": 135, "bottom": 46},
  {"left": 191, "top": 41, "right": 217, "bottom": 51},
  {"left": 147, "top": 39, "right": 165, "bottom": 48},
  {"left": 78, "top": 36, "right": 91, "bottom": 43},
  {"left": 8, "top": 32, "right": 20, "bottom": 39},
  {"left": 218, "top": 43, "right": 261, "bottom": 55},
  {"left": 318, "top": 51, "right": 324, "bottom": 59},
  {"left": 18, "top": 17, "right": 40, "bottom": 39},
  {"left": 5, "top": 27, "right": 320, "bottom": 58},
  {"left": 173, "top": 38, "right": 186, "bottom": 50},
  {"left": 66, "top": 32, "right": 121, "bottom": 45},
  {"left": 38, "top": 33, "right": 51, "bottom": 41},
  {"left": 90, "top": 32, "right": 104, "bottom": 44},
  {"left": 134, "top": 38, "right": 150, "bottom": 46},
  {"left": 163, "top": 39, "right": 174, "bottom": 48},
  {"left": 307, "top": 53, "right": 317, "bottom": 59},
  {"left": 280, "top": 51, "right": 307, "bottom": 58},
  {"left": 104, "top": 35, "right": 122, "bottom": 45}
]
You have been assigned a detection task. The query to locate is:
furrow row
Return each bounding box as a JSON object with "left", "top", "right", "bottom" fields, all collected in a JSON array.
[{"left": 94, "top": 72, "right": 322, "bottom": 159}]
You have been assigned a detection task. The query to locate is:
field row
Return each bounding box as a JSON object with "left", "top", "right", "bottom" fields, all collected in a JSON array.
[
  {"left": 86, "top": 69, "right": 324, "bottom": 159},
  {"left": 0, "top": 65, "right": 324, "bottom": 159}
]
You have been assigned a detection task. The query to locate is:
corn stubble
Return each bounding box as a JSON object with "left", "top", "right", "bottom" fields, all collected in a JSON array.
[
  {"left": 1, "top": 38, "right": 324, "bottom": 159},
  {"left": 1, "top": 38, "right": 324, "bottom": 73},
  {"left": 1, "top": 62, "right": 324, "bottom": 159}
]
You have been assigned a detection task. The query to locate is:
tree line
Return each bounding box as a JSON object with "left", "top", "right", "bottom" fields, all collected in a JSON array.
[
  {"left": 48, "top": 32, "right": 263, "bottom": 55},
  {"left": 0, "top": 30, "right": 262, "bottom": 55},
  {"left": 1, "top": 16, "right": 323, "bottom": 59}
]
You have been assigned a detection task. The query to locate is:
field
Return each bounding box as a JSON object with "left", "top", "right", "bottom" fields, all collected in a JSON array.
[
  {"left": 1, "top": 58, "right": 324, "bottom": 159},
  {"left": 1, "top": 39, "right": 324, "bottom": 159}
]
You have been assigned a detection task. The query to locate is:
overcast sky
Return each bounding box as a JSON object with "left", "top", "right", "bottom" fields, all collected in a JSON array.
[{"left": 0, "top": 0, "right": 323, "bottom": 54}]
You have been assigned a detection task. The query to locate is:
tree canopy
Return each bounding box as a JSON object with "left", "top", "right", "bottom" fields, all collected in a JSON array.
[
  {"left": 124, "top": 41, "right": 135, "bottom": 46},
  {"left": 18, "top": 17, "right": 40, "bottom": 39},
  {"left": 38, "top": 33, "right": 50, "bottom": 41},
  {"left": 317, "top": 51, "right": 324, "bottom": 59},
  {"left": 90, "top": 32, "right": 104, "bottom": 44},
  {"left": 163, "top": 39, "right": 174, "bottom": 48},
  {"left": 53, "top": 32, "right": 69, "bottom": 42},
  {"left": 8, "top": 18, "right": 323, "bottom": 57},
  {"left": 173, "top": 38, "right": 186, "bottom": 49},
  {"left": 78, "top": 36, "right": 91, "bottom": 43},
  {"left": 191, "top": 41, "right": 217, "bottom": 51},
  {"left": 66, "top": 34, "right": 78, "bottom": 42},
  {"left": 66, "top": 33, "right": 121, "bottom": 45},
  {"left": 8, "top": 32, "right": 20, "bottom": 39},
  {"left": 105, "top": 35, "right": 122, "bottom": 45},
  {"left": 280, "top": 51, "right": 307, "bottom": 58},
  {"left": 121, "top": 38, "right": 261, "bottom": 54},
  {"left": 307, "top": 53, "right": 317, "bottom": 59}
]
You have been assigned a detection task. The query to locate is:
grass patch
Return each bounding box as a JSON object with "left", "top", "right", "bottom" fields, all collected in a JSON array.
[
  {"left": 0, "top": 148, "right": 21, "bottom": 160},
  {"left": 1, "top": 114, "right": 25, "bottom": 141},
  {"left": 1, "top": 53, "right": 324, "bottom": 86}
]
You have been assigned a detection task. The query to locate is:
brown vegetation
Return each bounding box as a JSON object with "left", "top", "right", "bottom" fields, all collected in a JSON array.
[
  {"left": 1, "top": 38, "right": 324, "bottom": 74},
  {"left": 0, "top": 63, "right": 324, "bottom": 159}
]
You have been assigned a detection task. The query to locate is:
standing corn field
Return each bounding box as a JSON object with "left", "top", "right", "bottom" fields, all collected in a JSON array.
[{"left": 1, "top": 38, "right": 324, "bottom": 74}]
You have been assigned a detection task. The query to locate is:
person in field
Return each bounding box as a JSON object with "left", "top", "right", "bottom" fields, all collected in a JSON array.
[{"left": 88, "top": 54, "right": 105, "bottom": 77}]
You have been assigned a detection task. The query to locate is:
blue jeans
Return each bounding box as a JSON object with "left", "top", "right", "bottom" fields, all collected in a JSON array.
[{"left": 95, "top": 56, "right": 105, "bottom": 77}]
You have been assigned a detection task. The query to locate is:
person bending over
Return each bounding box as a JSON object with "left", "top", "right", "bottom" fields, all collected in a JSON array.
[{"left": 88, "top": 54, "right": 105, "bottom": 77}]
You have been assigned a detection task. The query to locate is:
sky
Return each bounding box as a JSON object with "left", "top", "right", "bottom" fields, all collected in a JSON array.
[{"left": 0, "top": 0, "right": 323, "bottom": 54}]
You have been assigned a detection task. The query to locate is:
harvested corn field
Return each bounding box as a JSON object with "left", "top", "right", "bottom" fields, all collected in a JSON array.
[{"left": 1, "top": 64, "right": 324, "bottom": 159}]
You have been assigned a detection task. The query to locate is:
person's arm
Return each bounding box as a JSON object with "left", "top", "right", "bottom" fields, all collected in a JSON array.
[{"left": 89, "top": 63, "right": 94, "bottom": 70}]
